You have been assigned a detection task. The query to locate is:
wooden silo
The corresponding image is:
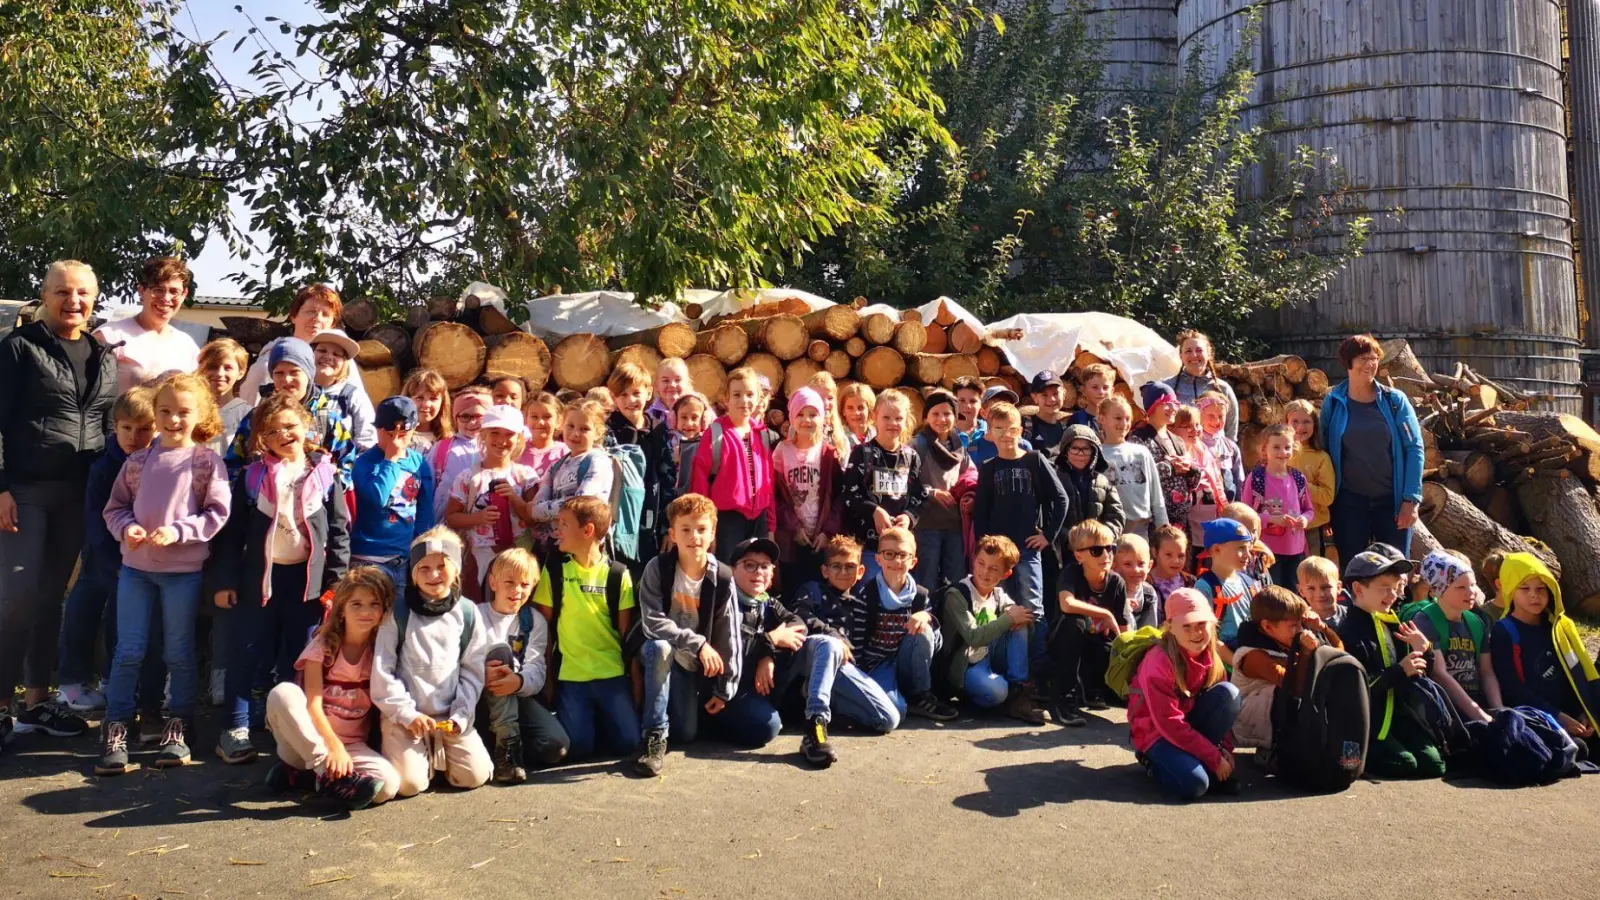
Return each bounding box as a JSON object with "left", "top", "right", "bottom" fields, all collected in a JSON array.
[
  {"left": 1082, "top": 0, "right": 1180, "bottom": 103},
  {"left": 1177, "top": 0, "right": 1581, "bottom": 411}
]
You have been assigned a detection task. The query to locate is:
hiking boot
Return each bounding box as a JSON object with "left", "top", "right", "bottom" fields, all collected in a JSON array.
[
  {"left": 153, "top": 717, "right": 191, "bottom": 768},
  {"left": 265, "top": 761, "right": 315, "bottom": 795},
  {"left": 57, "top": 685, "right": 107, "bottom": 714},
  {"left": 14, "top": 699, "right": 88, "bottom": 737},
  {"left": 800, "top": 717, "right": 837, "bottom": 768},
  {"left": 906, "top": 692, "right": 958, "bottom": 722},
  {"left": 96, "top": 721, "right": 132, "bottom": 776},
  {"left": 136, "top": 708, "right": 166, "bottom": 744},
  {"left": 316, "top": 772, "right": 384, "bottom": 810},
  {"left": 216, "top": 726, "right": 257, "bottom": 764},
  {"left": 1022, "top": 681, "right": 1049, "bottom": 703},
  {"left": 635, "top": 730, "right": 668, "bottom": 777},
  {"left": 1005, "top": 690, "right": 1047, "bottom": 726},
  {"left": 1050, "top": 697, "right": 1087, "bottom": 728},
  {"left": 1083, "top": 691, "right": 1110, "bottom": 712},
  {"left": 492, "top": 736, "right": 527, "bottom": 785}
]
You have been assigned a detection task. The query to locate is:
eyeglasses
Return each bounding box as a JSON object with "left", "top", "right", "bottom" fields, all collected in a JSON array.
[
  {"left": 738, "top": 560, "right": 774, "bottom": 573},
  {"left": 457, "top": 413, "right": 484, "bottom": 421},
  {"left": 263, "top": 427, "right": 303, "bottom": 440},
  {"left": 824, "top": 562, "right": 859, "bottom": 573},
  {"left": 1067, "top": 444, "right": 1095, "bottom": 454},
  {"left": 1076, "top": 544, "right": 1116, "bottom": 558},
  {"left": 878, "top": 550, "right": 912, "bottom": 563}
]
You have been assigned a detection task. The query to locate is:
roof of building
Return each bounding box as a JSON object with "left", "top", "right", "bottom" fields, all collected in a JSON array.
[{"left": 190, "top": 295, "right": 262, "bottom": 309}]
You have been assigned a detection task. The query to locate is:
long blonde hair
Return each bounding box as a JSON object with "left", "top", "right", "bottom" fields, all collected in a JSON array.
[
  {"left": 807, "top": 371, "right": 849, "bottom": 457},
  {"left": 1159, "top": 625, "right": 1226, "bottom": 700},
  {"left": 404, "top": 367, "right": 454, "bottom": 440}
]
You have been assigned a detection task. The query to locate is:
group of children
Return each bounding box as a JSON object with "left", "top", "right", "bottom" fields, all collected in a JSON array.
[{"left": 17, "top": 295, "right": 1599, "bottom": 810}]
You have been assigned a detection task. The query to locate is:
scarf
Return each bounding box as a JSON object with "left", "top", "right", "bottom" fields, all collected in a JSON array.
[
  {"left": 407, "top": 581, "right": 461, "bottom": 619},
  {"left": 919, "top": 426, "right": 964, "bottom": 469},
  {"left": 875, "top": 572, "right": 917, "bottom": 611}
]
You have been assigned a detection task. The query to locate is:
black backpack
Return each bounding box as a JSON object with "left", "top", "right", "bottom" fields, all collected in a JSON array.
[
  {"left": 544, "top": 550, "right": 630, "bottom": 678},
  {"left": 1269, "top": 643, "right": 1370, "bottom": 792}
]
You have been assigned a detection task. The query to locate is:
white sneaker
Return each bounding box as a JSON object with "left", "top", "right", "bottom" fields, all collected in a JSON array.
[{"left": 56, "top": 685, "right": 107, "bottom": 713}]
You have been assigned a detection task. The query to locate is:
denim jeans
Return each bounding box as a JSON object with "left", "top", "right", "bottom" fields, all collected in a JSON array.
[
  {"left": 640, "top": 638, "right": 704, "bottom": 741},
  {"left": 913, "top": 528, "right": 967, "bottom": 591},
  {"left": 963, "top": 627, "right": 1030, "bottom": 708},
  {"left": 59, "top": 558, "right": 167, "bottom": 710},
  {"left": 865, "top": 628, "right": 941, "bottom": 714},
  {"left": 105, "top": 567, "right": 203, "bottom": 723},
  {"left": 1329, "top": 490, "right": 1411, "bottom": 567},
  {"left": 0, "top": 479, "right": 84, "bottom": 693},
  {"left": 1144, "top": 682, "right": 1242, "bottom": 800},
  {"left": 784, "top": 634, "right": 900, "bottom": 732},
  {"left": 714, "top": 511, "right": 766, "bottom": 566},
  {"left": 367, "top": 555, "right": 409, "bottom": 598},
  {"left": 557, "top": 676, "right": 639, "bottom": 761},
  {"left": 1004, "top": 547, "right": 1046, "bottom": 661},
  {"left": 704, "top": 688, "right": 784, "bottom": 748},
  {"left": 225, "top": 564, "right": 323, "bottom": 730}
]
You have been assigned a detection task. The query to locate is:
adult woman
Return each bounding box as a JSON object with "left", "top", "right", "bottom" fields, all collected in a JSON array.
[
  {"left": 94, "top": 256, "right": 202, "bottom": 394},
  {"left": 1165, "top": 330, "right": 1239, "bottom": 441},
  {"left": 236, "top": 284, "right": 343, "bottom": 403},
  {"left": 0, "top": 261, "right": 119, "bottom": 744},
  {"left": 1320, "top": 334, "right": 1424, "bottom": 562}
]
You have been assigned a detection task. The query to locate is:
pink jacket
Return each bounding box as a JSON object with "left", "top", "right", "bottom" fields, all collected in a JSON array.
[
  {"left": 690, "top": 416, "right": 776, "bottom": 522},
  {"left": 1128, "top": 643, "right": 1230, "bottom": 772}
]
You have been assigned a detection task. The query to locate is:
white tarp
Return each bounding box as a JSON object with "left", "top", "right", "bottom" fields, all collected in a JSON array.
[
  {"left": 910, "top": 296, "right": 986, "bottom": 332},
  {"left": 986, "top": 310, "right": 1181, "bottom": 394},
  {"left": 693, "top": 287, "right": 835, "bottom": 325},
  {"left": 516, "top": 290, "right": 695, "bottom": 341}
]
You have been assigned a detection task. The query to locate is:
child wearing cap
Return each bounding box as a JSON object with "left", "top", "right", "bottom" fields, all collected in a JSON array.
[
  {"left": 1023, "top": 371, "right": 1071, "bottom": 462},
  {"left": 635, "top": 493, "right": 741, "bottom": 775},
  {"left": 966, "top": 385, "right": 1032, "bottom": 466},
  {"left": 310, "top": 328, "right": 376, "bottom": 451},
  {"left": 1069, "top": 363, "right": 1116, "bottom": 430},
  {"left": 1490, "top": 552, "right": 1600, "bottom": 744},
  {"left": 1128, "top": 587, "right": 1242, "bottom": 800},
  {"left": 911, "top": 389, "right": 976, "bottom": 591},
  {"left": 1334, "top": 543, "right": 1444, "bottom": 778},
  {"left": 351, "top": 396, "right": 437, "bottom": 594},
  {"left": 444, "top": 404, "right": 539, "bottom": 596},
  {"left": 1195, "top": 518, "right": 1260, "bottom": 654},
  {"left": 370, "top": 528, "right": 492, "bottom": 795},
  {"left": 226, "top": 337, "right": 355, "bottom": 481},
  {"left": 1049, "top": 519, "right": 1128, "bottom": 725},
  {"left": 1131, "top": 381, "right": 1199, "bottom": 530},
  {"left": 1408, "top": 550, "right": 1500, "bottom": 723},
  {"left": 1097, "top": 396, "right": 1166, "bottom": 541},
  {"left": 774, "top": 387, "right": 843, "bottom": 599},
  {"left": 724, "top": 537, "right": 811, "bottom": 758}
]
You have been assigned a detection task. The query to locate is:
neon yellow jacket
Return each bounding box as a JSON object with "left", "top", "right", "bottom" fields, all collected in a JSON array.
[{"left": 1498, "top": 553, "right": 1600, "bottom": 733}]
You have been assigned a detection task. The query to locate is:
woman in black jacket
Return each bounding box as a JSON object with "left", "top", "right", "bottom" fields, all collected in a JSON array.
[{"left": 0, "top": 261, "right": 119, "bottom": 745}]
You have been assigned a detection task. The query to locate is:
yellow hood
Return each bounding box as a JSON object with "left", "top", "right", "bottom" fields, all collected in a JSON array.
[
  {"left": 1499, "top": 553, "right": 1564, "bottom": 620},
  {"left": 1501, "top": 552, "right": 1600, "bottom": 732}
]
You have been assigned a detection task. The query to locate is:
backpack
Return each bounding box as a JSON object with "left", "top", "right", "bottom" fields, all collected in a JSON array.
[
  {"left": 1104, "top": 626, "right": 1165, "bottom": 699},
  {"left": 1403, "top": 600, "right": 1485, "bottom": 654},
  {"left": 121, "top": 445, "right": 219, "bottom": 509},
  {"left": 1268, "top": 644, "right": 1370, "bottom": 792},
  {"left": 560, "top": 448, "right": 646, "bottom": 561},
  {"left": 391, "top": 597, "right": 479, "bottom": 668},
  {"left": 1469, "top": 706, "right": 1578, "bottom": 785},
  {"left": 544, "top": 551, "right": 629, "bottom": 640}
]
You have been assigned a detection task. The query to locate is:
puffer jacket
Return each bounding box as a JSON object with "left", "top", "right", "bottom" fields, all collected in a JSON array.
[
  {"left": 1055, "top": 423, "right": 1125, "bottom": 538},
  {"left": 0, "top": 321, "right": 118, "bottom": 492}
]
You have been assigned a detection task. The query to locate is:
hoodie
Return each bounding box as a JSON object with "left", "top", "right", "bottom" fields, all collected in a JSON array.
[
  {"left": 1489, "top": 553, "right": 1600, "bottom": 734},
  {"left": 371, "top": 589, "right": 488, "bottom": 731},
  {"left": 689, "top": 415, "right": 776, "bottom": 523},
  {"left": 1054, "top": 423, "right": 1125, "bottom": 538},
  {"left": 636, "top": 551, "right": 741, "bottom": 702}
]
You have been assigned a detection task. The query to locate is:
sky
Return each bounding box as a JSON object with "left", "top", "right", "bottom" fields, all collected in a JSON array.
[{"left": 178, "top": 1, "right": 315, "bottom": 298}]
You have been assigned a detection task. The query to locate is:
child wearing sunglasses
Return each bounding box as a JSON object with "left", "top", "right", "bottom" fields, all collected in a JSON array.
[{"left": 1046, "top": 519, "right": 1129, "bottom": 726}]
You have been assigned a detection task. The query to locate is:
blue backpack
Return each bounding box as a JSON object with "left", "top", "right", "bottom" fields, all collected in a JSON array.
[
  {"left": 565, "top": 447, "right": 646, "bottom": 561},
  {"left": 1468, "top": 707, "right": 1578, "bottom": 785}
]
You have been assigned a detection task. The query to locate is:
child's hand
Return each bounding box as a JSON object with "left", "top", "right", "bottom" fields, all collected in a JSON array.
[
  {"left": 1025, "top": 531, "right": 1050, "bottom": 551},
  {"left": 1301, "top": 610, "right": 1324, "bottom": 630},
  {"left": 407, "top": 714, "right": 437, "bottom": 739},
  {"left": 1399, "top": 651, "right": 1427, "bottom": 677},
  {"left": 1215, "top": 750, "right": 1236, "bottom": 781},
  {"left": 1397, "top": 621, "right": 1429, "bottom": 653},
  {"left": 767, "top": 623, "right": 805, "bottom": 652},
  {"left": 1559, "top": 712, "right": 1595, "bottom": 739},
  {"left": 959, "top": 493, "right": 975, "bottom": 513},
  {"left": 325, "top": 742, "right": 354, "bottom": 779},
  {"left": 1005, "top": 605, "right": 1034, "bottom": 628},
  {"left": 892, "top": 514, "right": 911, "bottom": 530},
  {"left": 124, "top": 524, "right": 147, "bottom": 549},
  {"left": 493, "top": 480, "right": 519, "bottom": 498},
  {"left": 148, "top": 525, "right": 179, "bottom": 547},
  {"left": 477, "top": 507, "right": 502, "bottom": 526},
  {"left": 932, "top": 489, "right": 956, "bottom": 509},
  {"left": 213, "top": 589, "right": 236, "bottom": 609},
  {"left": 704, "top": 696, "right": 726, "bottom": 715},
  {"left": 698, "top": 644, "right": 725, "bottom": 677},
  {"left": 872, "top": 507, "right": 894, "bottom": 535},
  {"left": 907, "top": 610, "right": 933, "bottom": 635},
  {"left": 1169, "top": 456, "right": 1192, "bottom": 474},
  {"left": 486, "top": 660, "right": 521, "bottom": 697},
  {"left": 753, "top": 657, "right": 776, "bottom": 696},
  {"left": 1296, "top": 630, "right": 1319, "bottom": 653}
]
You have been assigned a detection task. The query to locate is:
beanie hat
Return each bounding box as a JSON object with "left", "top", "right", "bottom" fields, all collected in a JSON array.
[{"left": 268, "top": 338, "right": 317, "bottom": 381}]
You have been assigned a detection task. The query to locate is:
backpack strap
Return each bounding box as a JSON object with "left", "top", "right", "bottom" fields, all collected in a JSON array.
[
  {"left": 517, "top": 602, "right": 536, "bottom": 644},
  {"left": 606, "top": 559, "right": 627, "bottom": 636},
  {"left": 457, "top": 599, "right": 476, "bottom": 660},
  {"left": 708, "top": 421, "right": 725, "bottom": 481},
  {"left": 1249, "top": 464, "right": 1267, "bottom": 501},
  {"left": 431, "top": 439, "right": 451, "bottom": 481},
  {"left": 1502, "top": 618, "right": 1525, "bottom": 682},
  {"left": 1464, "top": 608, "right": 1486, "bottom": 652}
]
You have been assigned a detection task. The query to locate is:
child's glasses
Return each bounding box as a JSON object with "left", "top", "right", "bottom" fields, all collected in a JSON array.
[{"left": 878, "top": 550, "right": 912, "bottom": 562}]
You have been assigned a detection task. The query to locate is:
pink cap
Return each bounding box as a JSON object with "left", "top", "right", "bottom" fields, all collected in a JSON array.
[
  {"left": 479, "top": 404, "right": 529, "bottom": 437},
  {"left": 788, "top": 387, "right": 824, "bottom": 422},
  {"left": 1163, "top": 587, "right": 1217, "bottom": 627},
  {"left": 453, "top": 392, "right": 491, "bottom": 417}
]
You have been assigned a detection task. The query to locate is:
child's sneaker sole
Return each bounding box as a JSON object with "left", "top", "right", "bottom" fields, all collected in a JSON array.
[
  {"left": 216, "top": 746, "right": 257, "bottom": 764},
  {"left": 153, "top": 752, "right": 192, "bottom": 769}
]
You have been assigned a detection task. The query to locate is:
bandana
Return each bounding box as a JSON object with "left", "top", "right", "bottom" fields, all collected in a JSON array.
[{"left": 1420, "top": 551, "right": 1470, "bottom": 598}]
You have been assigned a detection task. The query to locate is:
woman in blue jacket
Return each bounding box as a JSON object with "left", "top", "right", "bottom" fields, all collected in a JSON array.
[{"left": 1319, "top": 334, "right": 1425, "bottom": 563}]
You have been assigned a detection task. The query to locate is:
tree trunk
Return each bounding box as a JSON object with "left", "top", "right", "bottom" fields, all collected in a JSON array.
[
  {"left": 426, "top": 294, "right": 460, "bottom": 321},
  {"left": 1409, "top": 518, "right": 1443, "bottom": 561},
  {"left": 550, "top": 333, "right": 611, "bottom": 392},
  {"left": 1421, "top": 482, "right": 1561, "bottom": 577},
  {"left": 854, "top": 346, "right": 906, "bottom": 390},
  {"left": 938, "top": 353, "right": 980, "bottom": 389},
  {"left": 950, "top": 320, "right": 983, "bottom": 355},
  {"left": 358, "top": 363, "right": 403, "bottom": 406},
  {"left": 976, "top": 346, "right": 1002, "bottom": 377},
  {"left": 1473, "top": 485, "right": 1524, "bottom": 532},
  {"left": 609, "top": 343, "right": 661, "bottom": 379},
  {"left": 341, "top": 296, "right": 379, "bottom": 334},
  {"left": 783, "top": 357, "right": 822, "bottom": 397},
  {"left": 478, "top": 304, "right": 519, "bottom": 336},
  {"left": 738, "top": 314, "right": 808, "bottom": 360},
  {"left": 685, "top": 354, "right": 727, "bottom": 403},
  {"left": 413, "top": 322, "right": 487, "bottom": 389},
  {"left": 1248, "top": 395, "right": 1284, "bottom": 426},
  {"left": 891, "top": 319, "right": 928, "bottom": 355},
  {"left": 910, "top": 353, "right": 945, "bottom": 385},
  {"left": 222, "top": 316, "right": 289, "bottom": 347},
  {"left": 1514, "top": 472, "right": 1600, "bottom": 615},
  {"left": 824, "top": 350, "right": 850, "bottom": 379},
  {"left": 605, "top": 321, "right": 697, "bottom": 359},
  {"left": 361, "top": 323, "right": 411, "bottom": 368},
  {"left": 403, "top": 303, "right": 430, "bottom": 330},
  {"left": 1299, "top": 368, "right": 1330, "bottom": 399},
  {"left": 802, "top": 305, "right": 860, "bottom": 342},
  {"left": 860, "top": 313, "right": 897, "bottom": 346},
  {"left": 923, "top": 324, "right": 948, "bottom": 354},
  {"left": 896, "top": 385, "right": 925, "bottom": 425},
  {"left": 692, "top": 324, "right": 750, "bottom": 365},
  {"left": 844, "top": 337, "right": 867, "bottom": 358},
  {"left": 484, "top": 332, "right": 552, "bottom": 391},
  {"left": 1443, "top": 450, "right": 1495, "bottom": 494},
  {"left": 743, "top": 352, "right": 785, "bottom": 398},
  {"left": 807, "top": 339, "right": 831, "bottom": 362}
]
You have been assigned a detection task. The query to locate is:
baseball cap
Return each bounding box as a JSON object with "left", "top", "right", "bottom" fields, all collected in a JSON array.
[
  {"left": 1343, "top": 543, "right": 1414, "bottom": 581},
  {"left": 1029, "top": 371, "right": 1064, "bottom": 393},
  {"left": 375, "top": 395, "right": 419, "bottom": 431},
  {"left": 1164, "top": 587, "right": 1217, "bottom": 627},
  {"left": 479, "top": 404, "right": 529, "bottom": 437},
  {"left": 1201, "top": 517, "right": 1252, "bottom": 549},
  {"left": 982, "top": 385, "right": 1019, "bottom": 406},
  {"left": 309, "top": 328, "right": 361, "bottom": 360},
  {"left": 732, "top": 537, "right": 780, "bottom": 564}
]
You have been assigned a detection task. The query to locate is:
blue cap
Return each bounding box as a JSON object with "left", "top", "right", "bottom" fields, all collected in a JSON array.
[
  {"left": 1140, "top": 381, "right": 1177, "bottom": 412},
  {"left": 375, "top": 395, "right": 419, "bottom": 431},
  {"left": 1201, "top": 517, "right": 1252, "bottom": 549}
]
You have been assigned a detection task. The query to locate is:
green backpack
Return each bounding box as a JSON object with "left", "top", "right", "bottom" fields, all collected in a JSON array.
[
  {"left": 1105, "top": 625, "right": 1165, "bottom": 699},
  {"left": 1402, "top": 599, "right": 1485, "bottom": 653}
]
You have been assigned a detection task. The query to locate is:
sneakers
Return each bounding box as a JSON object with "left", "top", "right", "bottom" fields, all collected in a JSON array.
[
  {"left": 1083, "top": 691, "right": 1111, "bottom": 712},
  {"left": 492, "top": 736, "right": 527, "bottom": 785},
  {"left": 905, "top": 692, "right": 958, "bottom": 722},
  {"left": 216, "top": 726, "right": 257, "bottom": 764},
  {"left": 1004, "top": 690, "right": 1047, "bottom": 726},
  {"left": 96, "top": 721, "right": 132, "bottom": 776},
  {"left": 14, "top": 699, "right": 88, "bottom": 737},
  {"left": 1050, "top": 697, "right": 1087, "bottom": 728},
  {"left": 635, "top": 730, "right": 668, "bottom": 777},
  {"left": 153, "top": 717, "right": 191, "bottom": 768},
  {"left": 265, "top": 762, "right": 315, "bottom": 795},
  {"left": 316, "top": 772, "right": 384, "bottom": 810},
  {"left": 800, "top": 717, "right": 837, "bottom": 768},
  {"left": 57, "top": 685, "right": 107, "bottom": 714}
]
